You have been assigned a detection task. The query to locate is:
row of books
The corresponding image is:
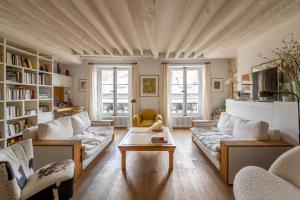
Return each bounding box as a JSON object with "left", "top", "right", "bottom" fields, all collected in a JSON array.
[
  {"left": 6, "top": 52, "right": 33, "bottom": 68},
  {"left": 7, "top": 68, "right": 22, "bottom": 83},
  {"left": 23, "top": 72, "right": 36, "bottom": 84},
  {"left": 39, "top": 73, "right": 51, "bottom": 85},
  {"left": 6, "top": 106, "right": 21, "bottom": 119},
  {"left": 39, "top": 92, "right": 51, "bottom": 99},
  {"left": 6, "top": 87, "right": 35, "bottom": 100},
  {"left": 7, "top": 119, "right": 26, "bottom": 137}
]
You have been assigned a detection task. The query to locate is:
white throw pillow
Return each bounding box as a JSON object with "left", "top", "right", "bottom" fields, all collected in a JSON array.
[
  {"left": 38, "top": 117, "right": 73, "bottom": 140},
  {"left": 233, "top": 119, "right": 269, "bottom": 140},
  {"left": 217, "top": 112, "right": 238, "bottom": 133},
  {"left": 71, "top": 111, "right": 91, "bottom": 135}
]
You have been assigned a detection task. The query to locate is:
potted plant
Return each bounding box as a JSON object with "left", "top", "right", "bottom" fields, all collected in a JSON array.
[{"left": 260, "top": 35, "right": 300, "bottom": 98}]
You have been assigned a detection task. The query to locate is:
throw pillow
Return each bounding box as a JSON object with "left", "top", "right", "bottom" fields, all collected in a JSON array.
[
  {"left": 217, "top": 112, "right": 239, "bottom": 133},
  {"left": 71, "top": 111, "right": 91, "bottom": 135},
  {"left": 233, "top": 119, "right": 269, "bottom": 140},
  {"left": 38, "top": 117, "right": 74, "bottom": 140}
]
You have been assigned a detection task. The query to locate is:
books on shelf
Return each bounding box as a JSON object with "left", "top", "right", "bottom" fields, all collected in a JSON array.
[
  {"left": 7, "top": 119, "right": 26, "bottom": 137},
  {"left": 39, "top": 91, "right": 51, "bottom": 99},
  {"left": 6, "top": 52, "right": 33, "bottom": 68},
  {"left": 24, "top": 72, "right": 36, "bottom": 84},
  {"left": 38, "top": 73, "right": 51, "bottom": 85},
  {"left": 6, "top": 87, "right": 35, "bottom": 100},
  {"left": 6, "top": 106, "right": 21, "bottom": 119},
  {"left": 6, "top": 68, "right": 21, "bottom": 83}
]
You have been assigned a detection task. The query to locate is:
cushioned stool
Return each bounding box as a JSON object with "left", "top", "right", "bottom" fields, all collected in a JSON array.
[{"left": 0, "top": 139, "right": 75, "bottom": 200}]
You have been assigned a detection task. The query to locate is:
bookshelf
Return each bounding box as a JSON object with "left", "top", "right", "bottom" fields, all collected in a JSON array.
[{"left": 0, "top": 38, "right": 54, "bottom": 148}]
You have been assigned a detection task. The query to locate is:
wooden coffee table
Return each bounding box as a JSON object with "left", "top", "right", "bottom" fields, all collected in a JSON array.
[{"left": 118, "top": 127, "right": 176, "bottom": 171}]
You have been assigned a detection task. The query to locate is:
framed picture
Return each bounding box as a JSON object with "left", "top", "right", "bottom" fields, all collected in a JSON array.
[
  {"left": 211, "top": 78, "right": 223, "bottom": 92},
  {"left": 79, "top": 79, "right": 87, "bottom": 91},
  {"left": 140, "top": 75, "right": 159, "bottom": 97}
]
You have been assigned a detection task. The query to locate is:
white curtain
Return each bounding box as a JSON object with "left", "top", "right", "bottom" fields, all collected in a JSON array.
[
  {"left": 86, "top": 63, "right": 97, "bottom": 120},
  {"left": 128, "top": 63, "right": 139, "bottom": 128},
  {"left": 161, "top": 63, "right": 172, "bottom": 128},
  {"left": 202, "top": 63, "right": 211, "bottom": 120}
]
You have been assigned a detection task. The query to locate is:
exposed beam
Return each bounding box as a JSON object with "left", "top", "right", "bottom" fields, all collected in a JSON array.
[
  {"left": 71, "top": 0, "right": 123, "bottom": 55},
  {"left": 91, "top": 0, "right": 134, "bottom": 56}
]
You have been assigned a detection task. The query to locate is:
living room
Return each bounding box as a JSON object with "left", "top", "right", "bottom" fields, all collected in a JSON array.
[{"left": 0, "top": 1, "right": 300, "bottom": 200}]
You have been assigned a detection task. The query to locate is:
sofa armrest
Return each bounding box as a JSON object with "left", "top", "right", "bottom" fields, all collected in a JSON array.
[
  {"left": 132, "top": 115, "right": 141, "bottom": 127},
  {"left": 33, "top": 140, "right": 82, "bottom": 180},
  {"left": 191, "top": 120, "right": 218, "bottom": 127},
  {"left": 220, "top": 140, "right": 293, "bottom": 184},
  {"left": 91, "top": 120, "right": 114, "bottom": 126},
  {"left": 233, "top": 166, "right": 300, "bottom": 200}
]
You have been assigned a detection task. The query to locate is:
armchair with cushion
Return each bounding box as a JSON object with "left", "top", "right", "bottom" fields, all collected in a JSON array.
[
  {"left": 132, "top": 109, "right": 162, "bottom": 127},
  {"left": 0, "top": 139, "right": 75, "bottom": 200}
]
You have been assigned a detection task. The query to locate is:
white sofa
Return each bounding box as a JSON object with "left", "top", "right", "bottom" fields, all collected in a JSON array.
[
  {"left": 191, "top": 112, "right": 293, "bottom": 184},
  {"left": 234, "top": 146, "right": 300, "bottom": 200},
  {"left": 24, "top": 111, "right": 114, "bottom": 180}
]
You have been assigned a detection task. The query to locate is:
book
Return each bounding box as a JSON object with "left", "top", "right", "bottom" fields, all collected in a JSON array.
[{"left": 151, "top": 136, "right": 168, "bottom": 143}]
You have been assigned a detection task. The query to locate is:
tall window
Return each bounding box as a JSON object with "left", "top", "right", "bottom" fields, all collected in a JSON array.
[
  {"left": 170, "top": 66, "right": 203, "bottom": 116},
  {"left": 96, "top": 66, "right": 130, "bottom": 118}
]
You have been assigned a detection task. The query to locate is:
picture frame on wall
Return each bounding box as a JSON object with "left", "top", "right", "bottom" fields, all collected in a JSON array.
[
  {"left": 79, "top": 79, "right": 87, "bottom": 91},
  {"left": 140, "top": 75, "right": 159, "bottom": 97},
  {"left": 211, "top": 78, "right": 223, "bottom": 92}
]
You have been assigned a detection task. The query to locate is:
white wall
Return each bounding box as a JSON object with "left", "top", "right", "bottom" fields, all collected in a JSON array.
[
  {"left": 237, "top": 14, "right": 300, "bottom": 82},
  {"left": 68, "top": 58, "right": 230, "bottom": 118}
]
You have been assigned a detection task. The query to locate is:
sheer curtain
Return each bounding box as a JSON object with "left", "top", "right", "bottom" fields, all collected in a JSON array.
[
  {"left": 202, "top": 63, "right": 211, "bottom": 120},
  {"left": 86, "top": 63, "right": 97, "bottom": 120},
  {"left": 129, "top": 63, "right": 139, "bottom": 127},
  {"left": 161, "top": 63, "right": 171, "bottom": 128}
]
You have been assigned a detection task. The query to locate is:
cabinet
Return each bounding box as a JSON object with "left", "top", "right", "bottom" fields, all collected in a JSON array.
[{"left": 53, "top": 74, "right": 72, "bottom": 88}]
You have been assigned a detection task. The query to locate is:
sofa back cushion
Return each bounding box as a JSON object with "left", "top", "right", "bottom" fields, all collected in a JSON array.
[
  {"left": 71, "top": 111, "right": 91, "bottom": 135},
  {"left": 269, "top": 146, "right": 300, "bottom": 188},
  {"left": 0, "top": 139, "right": 34, "bottom": 200},
  {"left": 141, "top": 109, "right": 157, "bottom": 120},
  {"left": 233, "top": 119, "right": 269, "bottom": 140},
  {"left": 38, "top": 117, "right": 73, "bottom": 140},
  {"left": 217, "top": 112, "right": 238, "bottom": 132}
]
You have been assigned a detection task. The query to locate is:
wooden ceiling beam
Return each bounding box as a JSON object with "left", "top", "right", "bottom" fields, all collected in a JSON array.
[
  {"left": 71, "top": 0, "right": 124, "bottom": 55},
  {"left": 91, "top": 0, "right": 134, "bottom": 56}
]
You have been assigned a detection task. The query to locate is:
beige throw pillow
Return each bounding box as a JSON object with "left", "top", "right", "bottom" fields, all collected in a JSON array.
[
  {"left": 217, "top": 112, "right": 239, "bottom": 133},
  {"left": 71, "top": 111, "right": 91, "bottom": 135},
  {"left": 38, "top": 117, "right": 73, "bottom": 140},
  {"left": 233, "top": 119, "right": 269, "bottom": 140}
]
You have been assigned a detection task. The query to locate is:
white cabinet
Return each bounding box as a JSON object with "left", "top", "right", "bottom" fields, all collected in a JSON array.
[{"left": 53, "top": 74, "right": 72, "bottom": 88}]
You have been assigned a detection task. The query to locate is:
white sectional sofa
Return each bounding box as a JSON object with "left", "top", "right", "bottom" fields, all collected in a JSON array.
[
  {"left": 191, "top": 112, "right": 293, "bottom": 184},
  {"left": 23, "top": 111, "right": 114, "bottom": 180}
]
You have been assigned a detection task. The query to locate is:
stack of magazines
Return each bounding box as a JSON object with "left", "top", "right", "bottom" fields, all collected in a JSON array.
[{"left": 151, "top": 136, "right": 168, "bottom": 143}]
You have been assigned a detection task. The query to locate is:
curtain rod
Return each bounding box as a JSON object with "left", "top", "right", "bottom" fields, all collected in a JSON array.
[
  {"left": 251, "top": 59, "right": 279, "bottom": 68},
  {"left": 88, "top": 62, "right": 137, "bottom": 65},
  {"left": 162, "top": 62, "right": 211, "bottom": 64}
]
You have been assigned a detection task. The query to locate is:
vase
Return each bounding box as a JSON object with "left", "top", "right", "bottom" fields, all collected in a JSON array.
[{"left": 292, "top": 80, "right": 300, "bottom": 99}]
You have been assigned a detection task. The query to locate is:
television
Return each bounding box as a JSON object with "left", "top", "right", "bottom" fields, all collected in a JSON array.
[{"left": 252, "top": 67, "right": 279, "bottom": 101}]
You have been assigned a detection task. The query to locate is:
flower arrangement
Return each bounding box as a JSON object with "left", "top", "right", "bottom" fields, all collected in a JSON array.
[{"left": 259, "top": 34, "right": 300, "bottom": 81}]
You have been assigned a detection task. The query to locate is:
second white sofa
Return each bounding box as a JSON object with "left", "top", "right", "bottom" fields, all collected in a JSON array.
[{"left": 24, "top": 111, "right": 114, "bottom": 179}]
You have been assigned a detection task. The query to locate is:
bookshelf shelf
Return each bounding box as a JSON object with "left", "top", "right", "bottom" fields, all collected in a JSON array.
[{"left": 1, "top": 38, "right": 54, "bottom": 148}]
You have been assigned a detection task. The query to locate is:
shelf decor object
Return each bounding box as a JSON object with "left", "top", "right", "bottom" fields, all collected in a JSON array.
[{"left": 0, "top": 37, "right": 54, "bottom": 148}]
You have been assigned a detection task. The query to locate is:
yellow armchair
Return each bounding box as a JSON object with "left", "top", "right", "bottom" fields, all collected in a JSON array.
[{"left": 132, "top": 109, "right": 163, "bottom": 127}]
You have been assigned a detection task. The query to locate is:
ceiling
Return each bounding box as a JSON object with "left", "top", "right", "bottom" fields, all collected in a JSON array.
[{"left": 0, "top": 0, "right": 299, "bottom": 63}]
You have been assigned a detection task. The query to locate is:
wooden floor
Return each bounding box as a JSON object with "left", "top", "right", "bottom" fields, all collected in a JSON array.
[{"left": 72, "top": 129, "right": 234, "bottom": 200}]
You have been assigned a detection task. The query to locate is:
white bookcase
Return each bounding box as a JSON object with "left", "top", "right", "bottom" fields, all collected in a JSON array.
[{"left": 0, "top": 38, "right": 54, "bottom": 148}]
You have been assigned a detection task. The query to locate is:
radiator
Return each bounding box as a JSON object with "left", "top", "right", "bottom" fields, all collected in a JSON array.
[
  {"left": 172, "top": 116, "right": 200, "bottom": 128},
  {"left": 101, "top": 116, "right": 128, "bottom": 128}
]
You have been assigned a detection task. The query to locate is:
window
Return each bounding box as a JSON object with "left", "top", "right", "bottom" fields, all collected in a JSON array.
[
  {"left": 170, "top": 66, "right": 203, "bottom": 116},
  {"left": 96, "top": 66, "right": 130, "bottom": 118}
]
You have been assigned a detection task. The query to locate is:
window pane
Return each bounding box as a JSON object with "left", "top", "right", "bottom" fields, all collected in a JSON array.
[
  {"left": 187, "top": 84, "right": 198, "bottom": 94},
  {"left": 171, "top": 84, "right": 183, "bottom": 95},
  {"left": 187, "top": 70, "right": 198, "bottom": 84},
  {"left": 117, "top": 101, "right": 128, "bottom": 113},
  {"left": 117, "top": 70, "right": 129, "bottom": 84},
  {"left": 102, "top": 84, "right": 113, "bottom": 97},
  {"left": 171, "top": 100, "right": 183, "bottom": 114},
  {"left": 102, "top": 70, "right": 113, "bottom": 84},
  {"left": 186, "top": 102, "right": 198, "bottom": 113},
  {"left": 117, "top": 85, "right": 128, "bottom": 97},
  {"left": 171, "top": 70, "right": 183, "bottom": 84},
  {"left": 102, "top": 101, "right": 113, "bottom": 114}
]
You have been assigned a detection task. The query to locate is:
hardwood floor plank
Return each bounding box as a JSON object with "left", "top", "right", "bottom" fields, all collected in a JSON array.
[{"left": 72, "top": 128, "right": 234, "bottom": 200}]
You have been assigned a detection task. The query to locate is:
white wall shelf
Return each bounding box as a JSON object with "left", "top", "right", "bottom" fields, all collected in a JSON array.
[{"left": 0, "top": 38, "right": 54, "bottom": 147}]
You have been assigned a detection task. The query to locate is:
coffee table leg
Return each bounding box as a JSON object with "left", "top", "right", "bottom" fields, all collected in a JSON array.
[
  {"left": 121, "top": 151, "right": 126, "bottom": 171},
  {"left": 169, "top": 151, "right": 174, "bottom": 171}
]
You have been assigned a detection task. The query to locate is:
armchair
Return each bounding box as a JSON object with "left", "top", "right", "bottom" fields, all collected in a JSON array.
[
  {"left": 0, "top": 139, "right": 75, "bottom": 200},
  {"left": 132, "top": 109, "right": 162, "bottom": 127}
]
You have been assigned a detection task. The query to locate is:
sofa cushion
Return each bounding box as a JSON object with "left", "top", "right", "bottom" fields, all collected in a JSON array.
[
  {"left": 217, "top": 112, "right": 238, "bottom": 133},
  {"left": 21, "top": 159, "right": 74, "bottom": 200},
  {"left": 38, "top": 117, "right": 73, "bottom": 140},
  {"left": 71, "top": 111, "right": 91, "bottom": 135},
  {"left": 269, "top": 146, "right": 300, "bottom": 189},
  {"left": 197, "top": 132, "right": 235, "bottom": 152},
  {"left": 191, "top": 127, "right": 220, "bottom": 136},
  {"left": 233, "top": 119, "right": 269, "bottom": 140},
  {"left": 140, "top": 120, "right": 154, "bottom": 127}
]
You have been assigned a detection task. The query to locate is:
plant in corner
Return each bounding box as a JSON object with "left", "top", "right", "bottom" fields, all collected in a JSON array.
[{"left": 260, "top": 34, "right": 300, "bottom": 98}]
